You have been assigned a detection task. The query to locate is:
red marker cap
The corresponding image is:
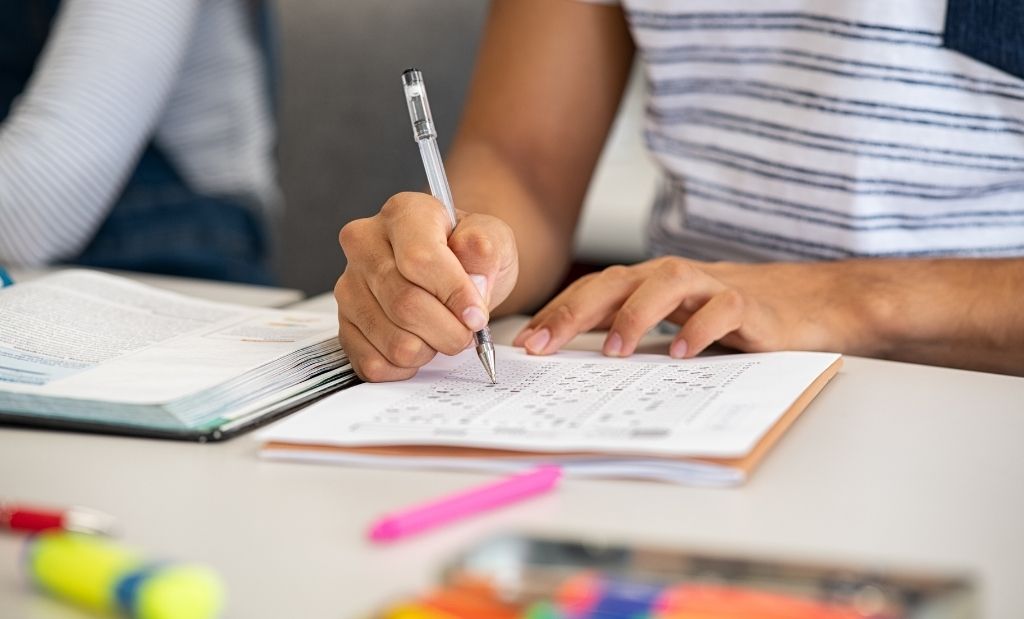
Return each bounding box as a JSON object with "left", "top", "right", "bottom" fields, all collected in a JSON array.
[{"left": 0, "top": 503, "right": 117, "bottom": 535}]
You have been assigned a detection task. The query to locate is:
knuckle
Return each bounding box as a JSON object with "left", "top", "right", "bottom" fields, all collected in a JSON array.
[
  {"left": 659, "top": 258, "right": 695, "bottom": 281},
  {"left": 381, "top": 193, "right": 417, "bottom": 218},
  {"left": 357, "top": 357, "right": 393, "bottom": 383},
  {"left": 334, "top": 271, "right": 360, "bottom": 298},
  {"left": 551, "top": 303, "right": 579, "bottom": 329},
  {"left": 722, "top": 288, "right": 745, "bottom": 314},
  {"left": 386, "top": 333, "right": 429, "bottom": 368},
  {"left": 441, "top": 283, "right": 473, "bottom": 314},
  {"left": 457, "top": 233, "right": 496, "bottom": 263},
  {"left": 615, "top": 305, "right": 644, "bottom": 331},
  {"left": 602, "top": 265, "right": 632, "bottom": 280},
  {"left": 338, "top": 219, "right": 363, "bottom": 249},
  {"left": 398, "top": 246, "right": 438, "bottom": 277},
  {"left": 390, "top": 286, "right": 422, "bottom": 326}
]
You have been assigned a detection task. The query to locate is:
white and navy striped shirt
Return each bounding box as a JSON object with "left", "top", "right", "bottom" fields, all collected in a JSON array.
[
  {"left": 0, "top": 0, "right": 277, "bottom": 266},
  {"left": 588, "top": 0, "right": 1024, "bottom": 261}
]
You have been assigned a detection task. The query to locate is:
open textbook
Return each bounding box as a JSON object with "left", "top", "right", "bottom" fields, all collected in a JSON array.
[
  {"left": 260, "top": 346, "right": 842, "bottom": 486},
  {"left": 0, "top": 270, "right": 354, "bottom": 440}
]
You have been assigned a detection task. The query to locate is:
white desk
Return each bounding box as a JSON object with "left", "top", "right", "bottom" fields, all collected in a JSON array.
[{"left": 1, "top": 295, "right": 1023, "bottom": 618}]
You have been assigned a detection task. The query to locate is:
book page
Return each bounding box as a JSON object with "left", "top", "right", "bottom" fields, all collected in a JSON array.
[
  {"left": 0, "top": 271, "right": 243, "bottom": 385},
  {"left": 0, "top": 271, "right": 338, "bottom": 403},
  {"left": 261, "top": 346, "right": 841, "bottom": 458}
]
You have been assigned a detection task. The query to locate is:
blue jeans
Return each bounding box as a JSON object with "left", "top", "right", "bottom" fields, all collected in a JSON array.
[{"left": 70, "top": 147, "right": 274, "bottom": 285}]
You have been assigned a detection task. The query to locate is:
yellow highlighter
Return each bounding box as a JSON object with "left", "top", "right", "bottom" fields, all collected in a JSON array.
[{"left": 25, "top": 532, "right": 224, "bottom": 619}]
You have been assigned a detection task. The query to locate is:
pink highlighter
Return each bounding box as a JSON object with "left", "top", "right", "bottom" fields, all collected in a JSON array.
[{"left": 368, "top": 466, "right": 563, "bottom": 543}]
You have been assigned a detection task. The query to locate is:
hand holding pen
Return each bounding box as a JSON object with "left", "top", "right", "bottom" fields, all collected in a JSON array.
[
  {"left": 401, "top": 69, "right": 496, "bottom": 382},
  {"left": 334, "top": 73, "right": 519, "bottom": 383}
]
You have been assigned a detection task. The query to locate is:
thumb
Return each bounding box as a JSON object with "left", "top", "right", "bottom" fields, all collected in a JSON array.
[
  {"left": 448, "top": 212, "right": 518, "bottom": 310},
  {"left": 468, "top": 273, "right": 491, "bottom": 307}
]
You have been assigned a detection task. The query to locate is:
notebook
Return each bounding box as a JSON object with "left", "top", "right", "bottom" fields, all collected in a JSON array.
[
  {"left": 259, "top": 345, "right": 842, "bottom": 486},
  {"left": 0, "top": 270, "right": 355, "bottom": 440}
]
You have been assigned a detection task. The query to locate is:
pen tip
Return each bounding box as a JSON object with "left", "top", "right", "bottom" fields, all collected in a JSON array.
[{"left": 477, "top": 344, "right": 497, "bottom": 384}]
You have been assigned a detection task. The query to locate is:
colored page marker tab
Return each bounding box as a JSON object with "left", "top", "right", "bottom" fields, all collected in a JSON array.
[{"left": 368, "top": 466, "right": 562, "bottom": 543}]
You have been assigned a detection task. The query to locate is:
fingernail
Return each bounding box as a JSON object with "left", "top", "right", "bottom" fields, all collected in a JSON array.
[
  {"left": 525, "top": 328, "right": 551, "bottom": 354},
  {"left": 462, "top": 306, "right": 487, "bottom": 331},
  {"left": 604, "top": 332, "right": 623, "bottom": 357},
  {"left": 670, "top": 339, "right": 688, "bottom": 359},
  {"left": 514, "top": 327, "right": 535, "bottom": 346},
  {"left": 469, "top": 274, "right": 488, "bottom": 302}
]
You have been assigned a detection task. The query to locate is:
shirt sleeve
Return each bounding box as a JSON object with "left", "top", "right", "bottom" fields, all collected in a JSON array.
[{"left": 0, "top": 0, "right": 202, "bottom": 266}]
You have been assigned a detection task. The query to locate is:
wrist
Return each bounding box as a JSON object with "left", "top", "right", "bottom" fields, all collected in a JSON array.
[
  {"left": 826, "top": 260, "right": 908, "bottom": 359},
  {"left": 710, "top": 259, "right": 902, "bottom": 357}
]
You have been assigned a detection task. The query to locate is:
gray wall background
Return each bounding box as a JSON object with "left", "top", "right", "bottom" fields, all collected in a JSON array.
[{"left": 273, "top": 1, "right": 489, "bottom": 295}]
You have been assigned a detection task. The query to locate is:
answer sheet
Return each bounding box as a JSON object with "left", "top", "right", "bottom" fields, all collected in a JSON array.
[{"left": 261, "top": 346, "right": 841, "bottom": 458}]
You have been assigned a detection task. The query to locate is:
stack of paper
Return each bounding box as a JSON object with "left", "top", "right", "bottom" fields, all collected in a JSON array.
[
  {"left": 259, "top": 346, "right": 842, "bottom": 486},
  {"left": 0, "top": 271, "right": 355, "bottom": 440}
]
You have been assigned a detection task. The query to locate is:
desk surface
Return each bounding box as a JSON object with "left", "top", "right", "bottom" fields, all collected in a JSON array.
[{"left": 2, "top": 296, "right": 1023, "bottom": 618}]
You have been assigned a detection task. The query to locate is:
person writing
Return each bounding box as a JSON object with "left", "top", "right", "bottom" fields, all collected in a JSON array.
[{"left": 335, "top": 0, "right": 1024, "bottom": 379}]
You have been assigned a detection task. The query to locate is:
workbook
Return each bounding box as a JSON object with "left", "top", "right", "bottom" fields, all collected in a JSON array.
[
  {"left": 259, "top": 346, "right": 842, "bottom": 486},
  {"left": 0, "top": 270, "right": 354, "bottom": 440}
]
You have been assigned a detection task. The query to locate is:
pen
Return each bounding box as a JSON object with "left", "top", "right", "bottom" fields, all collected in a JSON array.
[
  {"left": 1, "top": 502, "right": 117, "bottom": 535},
  {"left": 402, "top": 68, "right": 497, "bottom": 384},
  {"left": 367, "top": 465, "right": 562, "bottom": 543}
]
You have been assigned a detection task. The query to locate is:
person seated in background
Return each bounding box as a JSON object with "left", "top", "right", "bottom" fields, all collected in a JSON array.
[
  {"left": 0, "top": 0, "right": 278, "bottom": 284},
  {"left": 335, "top": 0, "right": 1024, "bottom": 378}
]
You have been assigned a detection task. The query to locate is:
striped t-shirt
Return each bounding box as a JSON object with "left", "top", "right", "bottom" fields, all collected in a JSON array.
[{"left": 588, "top": 0, "right": 1024, "bottom": 261}]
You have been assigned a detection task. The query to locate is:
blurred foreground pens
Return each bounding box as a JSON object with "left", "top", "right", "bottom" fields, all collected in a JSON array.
[{"left": 1, "top": 502, "right": 117, "bottom": 535}]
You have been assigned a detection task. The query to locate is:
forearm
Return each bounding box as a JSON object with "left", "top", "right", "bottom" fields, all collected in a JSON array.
[
  {"left": 717, "top": 257, "right": 1024, "bottom": 374},
  {"left": 441, "top": 0, "right": 634, "bottom": 315},
  {"left": 447, "top": 138, "right": 575, "bottom": 315},
  {"left": 852, "top": 258, "right": 1024, "bottom": 374}
]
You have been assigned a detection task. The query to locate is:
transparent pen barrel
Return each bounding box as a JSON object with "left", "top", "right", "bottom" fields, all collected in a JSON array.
[{"left": 418, "top": 139, "right": 458, "bottom": 231}]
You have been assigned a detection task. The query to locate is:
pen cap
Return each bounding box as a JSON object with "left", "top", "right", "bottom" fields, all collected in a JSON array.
[
  {"left": 402, "top": 68, "right": 436, "bottom": 142},
  {"left": 25, "top": 532, "right": 224, "bottom": 619}
]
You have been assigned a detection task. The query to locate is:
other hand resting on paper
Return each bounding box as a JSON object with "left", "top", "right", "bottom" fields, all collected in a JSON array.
[
  {"left": 512, "top": 256, "right": 1024, "bottom": 374},
  {"left": 512, "top": 257, "right": 877, "bottom": 360}
]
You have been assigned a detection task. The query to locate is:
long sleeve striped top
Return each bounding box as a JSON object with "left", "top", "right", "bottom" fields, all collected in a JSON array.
[{"left": 0, "top": 0, "right": 277, "bottom": 266}]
